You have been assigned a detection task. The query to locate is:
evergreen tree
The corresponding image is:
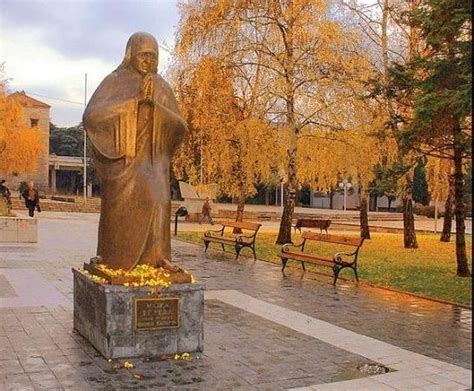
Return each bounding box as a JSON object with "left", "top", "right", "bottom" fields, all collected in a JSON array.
[
  {"left": 413, "top": 161, "right": 430, "bottom": 205},
  {"left": 389, "top": 0, "right": 471, "bottom": 276},
  {"left": 49, "top": 123, "right": 85, "bottom": 157}
]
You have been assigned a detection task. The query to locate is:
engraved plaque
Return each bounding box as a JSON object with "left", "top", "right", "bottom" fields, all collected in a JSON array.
[{"left": 134, "top": 297, "right": 180, "bottom": 330}]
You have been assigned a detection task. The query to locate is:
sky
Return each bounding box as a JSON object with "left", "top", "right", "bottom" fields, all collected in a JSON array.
[{"left": 0, "top": 0, "right": 181, "bottom": 126}]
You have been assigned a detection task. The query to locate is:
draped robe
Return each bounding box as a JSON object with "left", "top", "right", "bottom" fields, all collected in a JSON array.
[{"left": 83, "top": 67, "right": 187, "bottom": 270}]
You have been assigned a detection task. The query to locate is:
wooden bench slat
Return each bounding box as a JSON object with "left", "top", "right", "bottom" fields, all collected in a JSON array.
[
  {"left": 220, "top": 221, "right": 262, "bottom": 231},
  {"left": 280, "top": 232, "right": 365, "bottom": 285},
  {"left": 205, "top": 234, "right": 254, "bottom": 243},
  {"left": 281, "top": 251, "right": 332, "bottom": 264},
  {"left": 301, "top": 232, "right": 362, "bottom": 247},
  {"left": 205, "top": 236, "right": 237, "bottom": 244},
  {"left": 295, "top": 219, "right": 331, "bottom": 229},
  {"left": 203, "top": 220, "right": 261, "bottom": 260}
]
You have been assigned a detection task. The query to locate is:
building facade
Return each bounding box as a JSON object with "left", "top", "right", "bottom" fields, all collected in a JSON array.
[
  {"left": 310, "top": 186, "right": 403, "bottom": 211},
  {"left": 5, "top": 91, "right": 50, "bottom": 191}
]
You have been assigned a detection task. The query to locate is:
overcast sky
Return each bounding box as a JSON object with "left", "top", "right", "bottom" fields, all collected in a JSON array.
[{"left": 0, "top": 0, "right": 180, "bottom": 126}]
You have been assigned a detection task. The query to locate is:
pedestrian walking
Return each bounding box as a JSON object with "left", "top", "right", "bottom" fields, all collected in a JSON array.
[
  {"left": 0, "top": 179, "right": 12, "bottom": 208},
  {"left": 21, "top": 181, "right": 41, "bottom": 217},
  {"left": 199, "top": 197, "right": 214, "bottom": 225}
]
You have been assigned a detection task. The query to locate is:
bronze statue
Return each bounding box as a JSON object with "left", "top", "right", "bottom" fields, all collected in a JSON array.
[{"left": 83, "top": 32, "right": 187, "bottom": 272}]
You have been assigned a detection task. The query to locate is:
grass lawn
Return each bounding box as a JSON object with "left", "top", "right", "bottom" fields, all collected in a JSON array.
[{"left": 176, "top": 229, "right": 472, "bottom": 306}]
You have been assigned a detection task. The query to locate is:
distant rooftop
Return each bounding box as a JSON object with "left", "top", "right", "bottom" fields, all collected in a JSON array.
[{"left": 8, "top": 91, "right": 51, "bottom": 109}]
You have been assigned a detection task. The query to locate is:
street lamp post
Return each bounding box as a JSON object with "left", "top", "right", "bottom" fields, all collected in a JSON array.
[
  {"left": 278, "top": 169, "right": 286, "bottom": 216},
  {"left": 338, "top": 179, "right": 352, "bottom": 211},
  {"left": 280, "top": 181, "right": 284, "bottom": 214}
]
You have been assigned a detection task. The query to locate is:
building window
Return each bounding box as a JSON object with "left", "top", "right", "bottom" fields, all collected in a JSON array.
[{"left": 30, "top": 118, "right": 39, "bottom": 128}]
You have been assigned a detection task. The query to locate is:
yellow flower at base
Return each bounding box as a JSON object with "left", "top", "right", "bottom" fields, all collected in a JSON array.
[
  {"left": 96, "top": 264, "right": 176, "bottom": 288},
  {"left": 81, "top": 264, "right": 195, "bottom": 288},
  {"left": 81, "top": 270, "right": 107, "bottom": 284},
  {"left": 174, "top": 352, "right": 192, "bottom": 361}
]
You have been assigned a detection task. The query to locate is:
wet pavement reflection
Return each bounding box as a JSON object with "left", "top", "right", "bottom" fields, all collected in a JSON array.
[{"left": 174, "top": 241, "right": 472, "bottom": 369}]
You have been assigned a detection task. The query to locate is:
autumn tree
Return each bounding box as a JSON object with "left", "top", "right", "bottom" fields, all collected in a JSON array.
[
  {"left": 340, "top": 96, "right": 399, "bottom": 239},
  {"left": 296, "top": 96, "right": 397, "bottom": 239},
  {"left": 345, "top": 127, "right": 398, "bottom": 239},
  {"left": 425, "top": 156, "right": 454, "bottom": 242},
  {"left": 171, "top": 56, "right": 280, "bottom": 221},
  {"left": 0, "top": 73, "right": 45, "bottom": 176},
  {"left": 369, "top": 165, "right": 399, "bottom": 211},
  {"left": 175, "top": 0, "right": 376, "bottom": 244}
]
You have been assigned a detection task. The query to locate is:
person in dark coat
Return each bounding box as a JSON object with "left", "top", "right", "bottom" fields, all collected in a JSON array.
[
  {"left": 0, "top": 179, "right": 12, "bottom": 209},
  {"left": 21, "top": 181, "right": 41, "bottom": 217},
  {"left": 199, "top": 197, "right": 214, "bottom": 225}
]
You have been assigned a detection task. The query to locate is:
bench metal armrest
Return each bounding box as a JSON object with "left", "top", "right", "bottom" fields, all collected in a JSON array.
[
  {"left": 204, "top": 225, "right": 225, "bottom": 237},
  {"left": 282, "top": 241, "right": 304, "bottom": 253},
  {"left": 236, "top": 236, "right": 248, "bottom": 244},
  {"left": 236, "top": 233, "right": 257, "bottom": 244},
  {"left": 238, "top": 232, "right": 257, "bottom": 240},
  {"left": 333, "top": 251, "right": 357, "bottom": 265}
]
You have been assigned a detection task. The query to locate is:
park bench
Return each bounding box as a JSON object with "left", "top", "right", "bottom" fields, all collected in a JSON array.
[
  {"left": 280, "top": 231, "right": 364, "bottom": 284},
  {"left": 203, "top": 221, "right": 262, "bottom": 260},
  {"left": 293, "top": 218, "right": 331, "bottom": 234}
]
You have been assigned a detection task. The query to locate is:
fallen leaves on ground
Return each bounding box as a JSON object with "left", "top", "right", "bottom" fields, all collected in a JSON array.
[{"left": 174, "top": 352, "right": 192, "bottom": 361}]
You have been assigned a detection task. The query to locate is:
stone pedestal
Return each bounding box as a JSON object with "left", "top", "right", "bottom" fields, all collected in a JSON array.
[
  {"left": 72, "top": 269, "right": 204, "bottom": 359},
  {"left": 0, "top": 216, "right": 38, "bottom": 243}
]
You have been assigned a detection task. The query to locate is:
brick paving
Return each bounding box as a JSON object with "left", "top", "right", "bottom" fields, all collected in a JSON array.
[{"left": 0, "top": 212, "right": 471, "bottom": 390}]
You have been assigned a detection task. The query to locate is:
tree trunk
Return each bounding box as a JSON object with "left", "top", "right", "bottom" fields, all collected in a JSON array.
[
  {"left": 276, "top": 175, "right": 297, "bottom": 244},
  {"left": 359, "top": 188, "right": 371, "bottom": 239},
  {"left": 329, "top": 191, "right": 334, "bottom": 209},
  {"left": 453, "top": 121, "right": 470, "bottom": 276},
  {"left": 276, "top": 21, "right": 297, "bottom": 246},
  {"left": 276, "top": 115, "right": 298, "bottom": 244},
  {"left": 235, "top": 195, "right": 245, "bottom": 223},
  {"left": 440, "top": 174, "right": 454, "bottom": 242},
  {"left": 276, "top": 122, "right": 298, "bottom": 245},
  {"left": 388, "top": 197, "right": 392, "bottom": 212},
  {"left": 402, "top": 193, "right": 418, "bottom": 248}
]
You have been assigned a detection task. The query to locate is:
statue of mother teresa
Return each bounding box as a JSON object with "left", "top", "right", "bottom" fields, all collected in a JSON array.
[{"left": 83, "top": 32, "right": 187, "bottom": 272}]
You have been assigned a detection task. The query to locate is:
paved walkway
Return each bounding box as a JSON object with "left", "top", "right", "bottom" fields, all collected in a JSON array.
[
  {"left": 215, "top": 204, "right": 472, "bottom": 234},
  {"left": 11, "top": 208, "right": 473, "bottom": 234},
  {"left": 0, "top": 213, "right": 471, "bottom": 390}
]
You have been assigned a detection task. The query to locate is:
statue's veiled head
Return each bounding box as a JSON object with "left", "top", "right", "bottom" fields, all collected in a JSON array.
[{"left": 120, "top": 32, "right": 159, "bottom": 75}]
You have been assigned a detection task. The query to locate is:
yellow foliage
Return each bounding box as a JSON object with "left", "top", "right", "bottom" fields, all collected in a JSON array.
[
  {"left": 425, "top": 156, "right": 453, "bottom": 201},
  {"left": 297, "top": 98, "right": 397, "bottom": 192},
  {"left": 172, "top": 56, "right": 282, "bottom": 199},
  {"left": 174, "top": 0, "right": 399, "bottom": 203},
  {"left": 0, "top": 81, "right": 45, "bottom": 175}
]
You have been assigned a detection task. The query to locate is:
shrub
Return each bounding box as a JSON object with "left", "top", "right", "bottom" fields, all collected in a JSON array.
[{"left": 413, "top": 204, "right": 445, "bottom": 218}]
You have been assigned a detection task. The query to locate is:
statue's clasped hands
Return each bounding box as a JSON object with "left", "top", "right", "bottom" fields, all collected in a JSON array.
[{"left": 139, "top": 73, "right": 154, "bottom": 104}]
